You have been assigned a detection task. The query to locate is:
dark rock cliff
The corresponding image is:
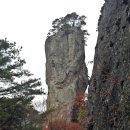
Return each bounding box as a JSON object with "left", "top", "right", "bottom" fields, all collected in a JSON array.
[
  {"left": 88, "top": 0, "right": 130, "bottom": 129},
  {"left": 45, "top": 27, "right": 88, "bottom": 121}
]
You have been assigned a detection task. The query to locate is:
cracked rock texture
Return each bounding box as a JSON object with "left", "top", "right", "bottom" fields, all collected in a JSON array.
[
  {"left": 45, "top": 27, "right": 88, "bottom": 120},
  {"left": 88, "top": 0, "right": 130, "bottom": 129}
]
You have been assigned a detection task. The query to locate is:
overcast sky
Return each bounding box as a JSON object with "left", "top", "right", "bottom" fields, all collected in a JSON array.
[{"left": 0, "top": 0, "right": 104, "bottom": 102}]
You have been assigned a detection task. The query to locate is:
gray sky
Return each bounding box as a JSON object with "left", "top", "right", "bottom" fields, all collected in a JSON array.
[{"left": 0, "top": 0, "right": 104, "bottom": 102}]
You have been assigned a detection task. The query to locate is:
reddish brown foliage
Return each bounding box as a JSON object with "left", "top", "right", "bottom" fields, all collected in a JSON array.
[
  {"left": 73, "top": 92, "right": 87, "bottom": 108},
  {"left": 42, "top": 128, "right": 48, "bottom": 130},
  {"left": 42, "top": 120, "right": 83, "bottom": 130},
  {"left": 42, "top": 92, "right": 87, "bottom": 130},
  {"left": 67, "top": 122, "right": 83, "bottom": 130}
]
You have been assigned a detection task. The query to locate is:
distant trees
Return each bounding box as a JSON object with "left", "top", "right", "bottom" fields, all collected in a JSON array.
[
  {"left": 0, "top": 39, "right": 44, "bottom": 130},
  {"left": 47, "top": 12, "right": 89, "bottom": 39}
]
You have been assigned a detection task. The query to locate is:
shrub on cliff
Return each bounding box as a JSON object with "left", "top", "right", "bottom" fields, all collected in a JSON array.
[{"left": 73, "top": 92, "right": 89, "bottom": 128}]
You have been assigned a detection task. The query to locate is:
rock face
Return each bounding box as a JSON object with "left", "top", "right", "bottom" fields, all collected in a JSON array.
[
  {"left": 45, "top": 27, "right": 88, "bottom": 121},
  {"left": 88, "top": 0, "right": 130, "bottom": 129}
]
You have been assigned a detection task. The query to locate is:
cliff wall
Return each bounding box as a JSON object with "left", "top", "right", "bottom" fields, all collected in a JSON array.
[{"left": 88, "top": 0, "right": 130, "bottom": 129}]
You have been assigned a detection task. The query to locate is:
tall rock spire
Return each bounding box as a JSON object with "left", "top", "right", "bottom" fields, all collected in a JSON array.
[{"left": 45, "top": 26, "right": 88, "bottom": 121}]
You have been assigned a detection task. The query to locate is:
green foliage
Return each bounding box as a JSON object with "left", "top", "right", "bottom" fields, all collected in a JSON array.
[
  {"left": 78, "top": 107, "right": 88, "bottom": 121},
  {"left": 0, "top": 39, "right": 44, "bottom": 130},
  {"left": 23, "top": 126, "right": 42, "bottom": 130},
  {"left": 0, "top": 39, "right": 43, "bottom": 97},
  {"left": 73, "top": 92, "right": 88, "bottom": 128},
  {"left": 47, "top": 12, "right": 89, "bottom": 38},
  {"left": 0, "top": 97, "right": 27, "bottom": 129}
]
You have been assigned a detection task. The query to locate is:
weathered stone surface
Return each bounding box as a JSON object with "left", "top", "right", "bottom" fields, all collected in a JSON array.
[
  {"left": 45, "top": 27, "right": 88, "bottom": 120},
  {"left": 88, "top": 0, "right": 130, "bottom": 129}
]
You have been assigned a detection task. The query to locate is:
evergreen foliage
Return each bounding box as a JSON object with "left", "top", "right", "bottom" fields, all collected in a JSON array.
[
  {"left": 0, "top": 39, "right": 44, "bottom": 130},
  {"left": 47, "top": 12, "right": 89, "bottom": 38}
]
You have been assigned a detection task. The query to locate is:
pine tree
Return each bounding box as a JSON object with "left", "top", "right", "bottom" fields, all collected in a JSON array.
[
  {"left": 47, "top": 12, "right": 89, "bottom": 38},
  {"left": 0, "top": 39, "right": 44, "bottom": 130}
]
